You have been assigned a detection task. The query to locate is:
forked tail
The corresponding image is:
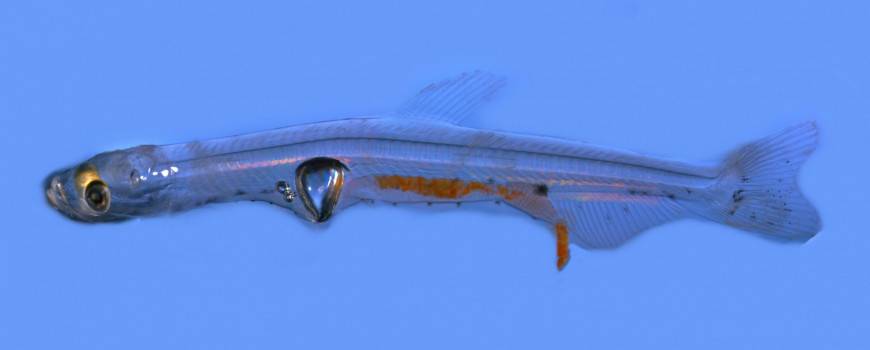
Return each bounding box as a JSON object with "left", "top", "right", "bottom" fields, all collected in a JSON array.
[{"left": 707, "top": 121, "right": 821, "bottom": 240}]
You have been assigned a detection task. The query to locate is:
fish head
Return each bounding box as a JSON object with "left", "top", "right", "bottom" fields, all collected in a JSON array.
[{"left": 44, "top": 146, "right": 166, "bottom": 222}]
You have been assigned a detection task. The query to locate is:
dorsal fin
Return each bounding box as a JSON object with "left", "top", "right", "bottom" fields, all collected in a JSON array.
[{"left": 395, "top": 71, "right": 506, "bottom": 125}]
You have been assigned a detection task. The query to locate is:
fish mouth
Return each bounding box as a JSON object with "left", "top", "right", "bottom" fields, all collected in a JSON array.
[
  {"left": 43, "top": 169, "right": 82, "bottom": 221},
  {"left": 44, "top": 170, "right": 65, "bottom": 210}
]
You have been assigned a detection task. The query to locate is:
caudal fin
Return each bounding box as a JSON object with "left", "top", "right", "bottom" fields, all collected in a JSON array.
[{"left": 710, "top": 122, "right": 821, "bottom": 240}]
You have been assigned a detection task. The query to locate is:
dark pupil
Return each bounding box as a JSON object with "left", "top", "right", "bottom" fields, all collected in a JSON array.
[
  {"left": 86, "top": 182, "right": 108, "bottom": 211},
  {"left": 89, "top": 190, "right": 104, "bottom": 206}
]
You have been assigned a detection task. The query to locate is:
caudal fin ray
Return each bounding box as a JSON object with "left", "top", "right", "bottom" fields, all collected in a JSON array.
[{"left": 706, "top": 121, "right": 821, "bottom": 240}]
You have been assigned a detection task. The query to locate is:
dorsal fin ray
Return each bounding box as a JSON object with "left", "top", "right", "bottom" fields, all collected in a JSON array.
[{"left": 395, "top": 71, "right": 506, "bottom": 125}]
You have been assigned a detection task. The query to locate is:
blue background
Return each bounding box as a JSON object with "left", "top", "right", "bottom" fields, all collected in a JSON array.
[{"left": 2, "top": 1, "right": 868, "bottom": 349}]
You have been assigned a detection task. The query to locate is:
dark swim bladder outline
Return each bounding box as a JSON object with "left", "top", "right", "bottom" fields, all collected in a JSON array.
[{"left": 45, "top": 72, "right": 821, "bottom": 270}]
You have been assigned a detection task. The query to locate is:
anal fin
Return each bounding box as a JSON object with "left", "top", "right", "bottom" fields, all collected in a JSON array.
[{"left": 549, "top": 192, "right": 687, "bottom": 249}]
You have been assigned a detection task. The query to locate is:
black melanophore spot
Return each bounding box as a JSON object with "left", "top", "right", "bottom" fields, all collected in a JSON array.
[
  {"left": 235, "top": 190, "right": 246, "bottom": 196},
  {"left": 535, "top": 184, "right": 548, "bottom": 196},
  {"left": 732, "top": 189, "right": 745, "bottom": 203},
  {"left": 666, "top": 193, "right": 676, "bottom": 200}
]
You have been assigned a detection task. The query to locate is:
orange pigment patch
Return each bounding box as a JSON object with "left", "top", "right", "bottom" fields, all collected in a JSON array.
[
  {"left": 375, "top": 175, "right": 523, "bottom": 200},
  {"left": 555, "top": 221, "right": 571, "bottom": 271}
]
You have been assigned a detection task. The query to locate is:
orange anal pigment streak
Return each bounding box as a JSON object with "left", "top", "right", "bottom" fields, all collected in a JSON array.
[
  {"left": 374, "top": 175, "right": 524, "bottom": 200},
  {"left": 555, "top": 221, "right": 571, "bottom": 270}
]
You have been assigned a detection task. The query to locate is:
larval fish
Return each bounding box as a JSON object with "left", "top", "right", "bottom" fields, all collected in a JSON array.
[{"left": 44, "top": 72, "right": 821, "bottom": 269}]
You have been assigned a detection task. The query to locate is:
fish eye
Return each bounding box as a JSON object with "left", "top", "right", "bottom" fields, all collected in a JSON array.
[{"left": 85, "top": 180, "right": 110, "bottom": 213}]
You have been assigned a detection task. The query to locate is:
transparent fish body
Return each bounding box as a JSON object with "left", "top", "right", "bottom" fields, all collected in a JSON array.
[{"left": 45, "top": 72, "right": 822, "bottom": 269}]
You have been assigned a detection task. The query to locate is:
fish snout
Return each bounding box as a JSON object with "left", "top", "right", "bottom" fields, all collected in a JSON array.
[
  {"left": 44, "top": 172, "right": 62, "bottom": 207},
  {"left": 44, "top": 169, "right": 75, "bottom": 218}
]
